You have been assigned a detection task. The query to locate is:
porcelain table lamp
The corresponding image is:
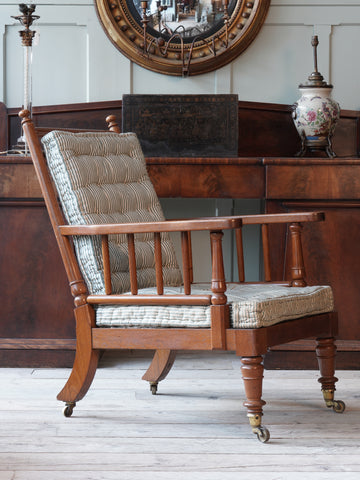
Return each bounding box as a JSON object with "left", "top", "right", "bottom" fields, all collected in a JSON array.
[{"left": 292, "top": 36, "right": 340, "bottom": 158}]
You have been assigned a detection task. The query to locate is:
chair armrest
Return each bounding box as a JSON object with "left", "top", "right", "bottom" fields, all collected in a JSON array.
[
  {"left": 58, "top": 216, "right": 242, "bottom": 235},
  {"left": 239, "top": 211, "right": 324, "bottom": 225},
  {"left": 59, "top": 212, "right": 322, "bottom": 236}
]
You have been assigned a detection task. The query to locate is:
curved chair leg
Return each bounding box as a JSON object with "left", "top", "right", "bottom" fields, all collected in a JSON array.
[
  {"left": 241, "top": 356, "right": 270, "bottom": 442},
  {"left": 142, "top": 349, "right": 176, "bottom": 394},
  {"left": 57, "top": 304, "right": 99, "bottom": 415},
  {"left": 316, "top": 337, "right": 345, "bottom": 413}
]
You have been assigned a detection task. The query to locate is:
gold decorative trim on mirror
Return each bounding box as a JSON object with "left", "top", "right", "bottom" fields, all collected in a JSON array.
[{"left": 95, "top": 0, "right": 270, "bottom": 76}]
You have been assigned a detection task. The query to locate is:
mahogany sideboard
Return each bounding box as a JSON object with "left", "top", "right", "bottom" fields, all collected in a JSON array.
[{"left": 1, "top": 100, "right": 360, "bottom": 368}]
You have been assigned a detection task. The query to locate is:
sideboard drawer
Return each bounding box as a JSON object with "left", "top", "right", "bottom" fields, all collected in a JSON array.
[{"left": 266, "top": 165, "right": 360, "bottom": 200}]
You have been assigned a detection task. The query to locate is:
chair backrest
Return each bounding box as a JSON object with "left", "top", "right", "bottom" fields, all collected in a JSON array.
[{"left": 40, "top": 129, "right": 183, "bottom": 295}]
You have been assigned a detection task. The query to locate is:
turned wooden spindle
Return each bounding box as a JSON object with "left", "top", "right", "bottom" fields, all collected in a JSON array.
[
  {"left": 101, "top": 235, "right": 112, "bottom": 295},
  {"left": 127, "top": 233, "right": 138, "bottom": 295},
  {"left": 181, "top": 231, "right": 192, "bottom": 295},
  {"left": 289, "top": 222, "right": 307, "bottom": 287},
  {"left": 154, "top": 232, "right": 164, "bottom": 295},
  {"left": 187, "top": 231, "right": 194, "bottom": 285},
  {"left": 210, "top": 231, "right": 227, "bottom": 305},
  {"left": 261, "top": 223, "right": 272, "bottom": 282},
  {"left": 235, "top": 228, "right": 245, "bottom": 282}
]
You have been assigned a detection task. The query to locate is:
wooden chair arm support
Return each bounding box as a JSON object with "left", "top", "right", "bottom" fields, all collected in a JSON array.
[
  {"left": 233, "top": 212, "right": 325, "bottom": 284},
  {"left": 59, "top": 219, "right": 232, "bottom": 301},
  {"left": 58, "top": 216, "right": 242, "bottom": 236}
]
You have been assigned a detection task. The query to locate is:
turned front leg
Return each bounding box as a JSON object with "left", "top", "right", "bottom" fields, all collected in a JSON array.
[
  {"left": 316, "top": 337, "right": 345, "bottom": 413},
  {"left": 241, "top": 356, "right": 270, "bottom": 442}
]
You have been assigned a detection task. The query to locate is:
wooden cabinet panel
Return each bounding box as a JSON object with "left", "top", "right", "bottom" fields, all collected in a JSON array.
[
  {"left": 265, "top": 158, "right": 360, "bottom": 368},
  {"left": 147, "top": 160, "right": 264, "bottom": 199},
  {"left": 267, "top": 200, "right": 360, "bottom": 340},
  {"left": 0, "top": 161, "right": 42, "bottom": 198},
  {"left": 0, "top": 202, "right": 75, "bottom": 365},
  {"left": 266, "top": 163, "right": 360, "bottom": 200},
  {"left": 265, "top": 199, "right": 360, "bottom": 369}
]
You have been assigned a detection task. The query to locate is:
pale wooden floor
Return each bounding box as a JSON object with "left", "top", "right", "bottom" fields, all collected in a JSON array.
[{"left": 0, "top": 350, "right": 360, "bottom": 480}]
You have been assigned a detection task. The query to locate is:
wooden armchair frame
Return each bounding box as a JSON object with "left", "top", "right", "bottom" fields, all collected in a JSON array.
[{"left": 20, "top": 109, "right": 344, "bottom": 443}]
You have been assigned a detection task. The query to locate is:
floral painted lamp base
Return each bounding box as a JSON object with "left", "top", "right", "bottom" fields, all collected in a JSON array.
[
  {"left": 293, "top": 86, "right": 340, "bottom": 158},
  {"left": 292, "top": 36, "right": 340, "bottom": 158}
]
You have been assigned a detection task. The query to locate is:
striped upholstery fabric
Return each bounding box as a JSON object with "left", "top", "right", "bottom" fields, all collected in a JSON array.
[
  {"left": 41, "top": 130, "right": 183, "bottom": 295},
  {"left": 95, "top": 283, "right": 334, "bottom": 329}
]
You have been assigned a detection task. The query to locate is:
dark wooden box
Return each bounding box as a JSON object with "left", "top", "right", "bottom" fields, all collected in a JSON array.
[{"left": 122, "top": 94, "right": 239, "bottom": 157}]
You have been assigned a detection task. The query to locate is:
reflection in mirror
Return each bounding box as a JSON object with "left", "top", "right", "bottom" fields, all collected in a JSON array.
[
  {"left": 138, "top": 0, "right": 236, "bottom": 75},
  {"left": 132, "top": 0, "right": 236, "bottom": 40}
]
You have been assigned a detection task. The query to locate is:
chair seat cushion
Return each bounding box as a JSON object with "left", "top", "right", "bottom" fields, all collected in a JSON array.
[{"left": 95, "top": 283, "right": 334, "bottom": 329}]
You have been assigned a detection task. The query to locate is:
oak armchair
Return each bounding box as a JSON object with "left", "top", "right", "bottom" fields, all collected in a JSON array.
[{"left": 20, "top": 109, "right": 344, "bottom": 443}]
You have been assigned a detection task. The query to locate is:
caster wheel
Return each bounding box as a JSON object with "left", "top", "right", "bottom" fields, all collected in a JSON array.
[
  {"left": 333, "top": 400, "right": 346, "bottom": 413},
  {"left": 150, "top": 383, "right": 158, "bottom": 395},
  {"left": 254, "top": 426, "right": 270, "bottom": 443},
  {"left": 63, "top": 403, "right": 75, "bottom": 417}
]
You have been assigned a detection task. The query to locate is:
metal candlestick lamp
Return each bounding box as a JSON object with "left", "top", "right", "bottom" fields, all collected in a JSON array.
[
  {"left": 292, "top": 36, "right": 340, "bottom": 158},
  {"left": 11, "top": 4, "right": 39, "bottom": 154}
]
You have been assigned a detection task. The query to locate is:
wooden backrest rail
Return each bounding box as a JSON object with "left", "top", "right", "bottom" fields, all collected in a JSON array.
[
  {"left": 20, "top": 110, "right": 87, "bottom": 304},
  {"left": 20, "top": 109, "right": 123, "bottom": 307}
]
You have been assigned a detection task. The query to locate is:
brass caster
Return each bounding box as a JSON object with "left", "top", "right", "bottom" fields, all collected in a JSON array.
[
  {"left": 248, "top": 414, "right": 270, "bottom": 443},
  {"left": 150, "top": 382, "right": 158, "bottom": 395},
  {"left": 253, "top": 425, "right": 270, "bottom": 443},
  {"left": 322, "top": 390, "right": 345, "bottom": 413},
  {"left": 63, "top": 402, "right": 76, "bottom": 417},
  {"left": 332, "top": 400, "right": 346, "bottom": 413}
]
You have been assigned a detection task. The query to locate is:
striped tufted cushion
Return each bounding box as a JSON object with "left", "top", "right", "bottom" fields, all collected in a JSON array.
[
  {"left": 95, "top": 283, "right": 334, "bottom": 329},
  {"left": 41, "top": 130, "right": 183, "bottom": 294}
]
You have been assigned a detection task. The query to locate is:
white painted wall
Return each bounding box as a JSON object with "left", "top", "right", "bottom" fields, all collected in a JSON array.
[
  {"left": 0, "top": 0, "right": 358, "bottom": 280},
  {"left": 1, "top": 1, "right": 357, "bottom": 108}
]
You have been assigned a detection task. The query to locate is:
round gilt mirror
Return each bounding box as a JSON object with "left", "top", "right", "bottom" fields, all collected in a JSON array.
[{"left": 95, "top": 0, "right": 270, "bottom": 76}]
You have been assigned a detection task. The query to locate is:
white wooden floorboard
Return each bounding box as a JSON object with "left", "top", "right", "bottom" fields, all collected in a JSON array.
[
  {"left": 0, "top": 351, "right": 359, "bottom": 479},
  {"left": 6, "top": 474, "right": 360, "bottom": 480}
]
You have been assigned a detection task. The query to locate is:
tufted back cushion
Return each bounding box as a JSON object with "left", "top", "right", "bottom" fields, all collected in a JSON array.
[{"left": 41, "top": 130, "right": 183, "bottom": 294}]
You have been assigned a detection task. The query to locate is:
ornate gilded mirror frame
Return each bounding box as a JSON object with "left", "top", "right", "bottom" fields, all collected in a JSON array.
[{"left": 94, "top": 0, "right": 270, "bottom": 76}]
